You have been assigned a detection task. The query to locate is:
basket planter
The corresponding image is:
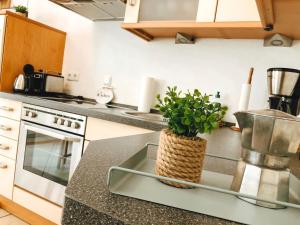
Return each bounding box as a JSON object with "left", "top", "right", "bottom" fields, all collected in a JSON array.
[{"left": 155, "top": 129, "right": 207, "bottom": 188}]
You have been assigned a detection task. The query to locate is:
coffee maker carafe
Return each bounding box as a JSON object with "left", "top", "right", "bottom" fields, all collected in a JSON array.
[{"left": 268, "top": 68, "right": 300, "bottom": 116}]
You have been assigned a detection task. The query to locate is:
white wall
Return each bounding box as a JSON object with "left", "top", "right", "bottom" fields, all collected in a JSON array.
[{"left": 22, "top": 0, "right": 300, "bottom": 122}]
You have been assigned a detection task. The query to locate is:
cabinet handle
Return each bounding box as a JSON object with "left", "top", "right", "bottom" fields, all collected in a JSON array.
[
  {"left": 0, "top": 144, "right": 9, "bottom": 150},
  {"left": 0, "top": 162, "right": 8, "bottom": 169},
  {"left": 0, "top": 124, "right": 12, "bottom": 131},
  {"left": 0, "top": 106, "right": 14, "bottom": 112},
  {"left": 129, "top": 0, "right": 136, "bottom": 6}
]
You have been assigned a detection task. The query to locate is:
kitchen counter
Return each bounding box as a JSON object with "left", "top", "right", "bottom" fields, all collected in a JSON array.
[
  {"left": 62, "top": 128, "right": 244, "bottom": 225},
  {"left": 62, "top": 128, "right": 300, "bottom": 225},
  {"left": 0, "top": 92, "right": 165, "bottom": 131}
]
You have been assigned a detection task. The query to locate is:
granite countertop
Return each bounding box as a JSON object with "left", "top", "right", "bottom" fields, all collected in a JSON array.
[
  {"left": 63, "top": 128, "right": 243, "bottom": 225},
  {"left": 0, "top": 92, "right": 165, "bottom": 131}
]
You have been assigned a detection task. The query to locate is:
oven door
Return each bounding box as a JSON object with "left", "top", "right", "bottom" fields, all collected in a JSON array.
[{"left": 15, "top": 121, "right": 84, "bottom": 206}]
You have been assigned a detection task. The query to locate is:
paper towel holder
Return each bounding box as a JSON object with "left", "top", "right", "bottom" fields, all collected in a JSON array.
[{"left": 231, "top": 67, "right": 254, "bottom": 132}]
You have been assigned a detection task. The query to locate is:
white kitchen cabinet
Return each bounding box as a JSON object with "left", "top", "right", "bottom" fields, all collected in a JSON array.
[
  {"left": 139, "top": 0, "right": 199, "bottom": 21},
  {"left": 215, "top": 0, "right": 260, "bottom": 22},
  {"left": 196, "top": 0, "right": 218, "bottom": 22},
  {"left": 13, "top": 187, "right": 63, "bottom": 225},
  {"left": 124, "top": 0, "right": 200, "bottom": 23},
  {"left": 86, "top": 117, "right": 154, "bottom": 141},
  {"left": 0, "top": 155, "right": 15, "bottom": 200},
  {"left": 0, "top": 116, "right": 20, "bottom": 141},
  {"left": 0, "top": 135, "right": 18, "bottom": 160},
  {"left": 0, "top": 98, "right": 22, "bottom": 121}
]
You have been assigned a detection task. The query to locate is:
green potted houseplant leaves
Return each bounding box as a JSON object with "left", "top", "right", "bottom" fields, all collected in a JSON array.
[
  {"left": 14, "top": 5, "right": 28, "bottom": 17},
  {"left": 155, "top": 87, "right": 228, "bottom": 188}
]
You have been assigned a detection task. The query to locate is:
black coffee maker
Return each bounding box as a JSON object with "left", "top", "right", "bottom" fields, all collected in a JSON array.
[{"left": 268, "top": 68, "right": 300, "bottom": 116}]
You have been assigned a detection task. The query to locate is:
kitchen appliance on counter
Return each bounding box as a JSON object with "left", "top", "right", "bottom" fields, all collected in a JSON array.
[
  {"left": 232, "top": 109, "right": 300, "bottom": 209},
  {"left": 14, "top": 64, "right": 64, "bottom": 95},
  {"left": 268, "top": 68, "right": 300, "bottom": 116},
  {"left": 13, "top": 74, "right": 25, "bottom": 93},
  {"left": 15, "top": 104, "right": 86, "bottom": 206}
]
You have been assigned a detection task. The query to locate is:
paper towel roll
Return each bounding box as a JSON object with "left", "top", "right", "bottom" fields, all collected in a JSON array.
[
  {"left": 238, "top": 84, "right": 252, "bottom": 111},
  {"left": 138, "top": 76, "right": 156, "bottom": 113}
]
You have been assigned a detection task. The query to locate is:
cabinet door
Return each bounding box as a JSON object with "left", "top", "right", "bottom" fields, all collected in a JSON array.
[
  {"left": 196, "top": 0, "right": 218, "bottom": 22},
  {"left": 0, "top": 117, "right": 20, "bottom": 140},
  {"left": 0, "top": 155, "right": 15, "bottom": 200},
  {"left": 215, "top": 0, "right": 260, "bottom": 22},
  {"left": 13, "top": 187, "right": 63, "bottom": 225},
  {"left": 0, "top": 136, "right": 17, "bottom": 160},
  {"left": 0, "top": 98, "right": 22, "bottom": 121},
  {"left": 86, "top": 118, "right": 153, "bottom": 141},
  {"left": 126, "top": 0, "right": 199, "bottom": 22}
]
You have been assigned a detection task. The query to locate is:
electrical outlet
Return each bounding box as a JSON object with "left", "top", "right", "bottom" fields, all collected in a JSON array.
[{"left": 67, "top": 73, "right": 80, "bottom": 82}]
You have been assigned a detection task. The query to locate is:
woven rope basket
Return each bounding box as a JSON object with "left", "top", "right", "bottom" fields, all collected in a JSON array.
[{"left": 155, "top": 129, "right": 207, "bottom": 188}]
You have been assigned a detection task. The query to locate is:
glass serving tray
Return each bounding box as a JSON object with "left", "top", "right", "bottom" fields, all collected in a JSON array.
[{"left": 107, "top": 144, "right": 300, "bottom": 225}]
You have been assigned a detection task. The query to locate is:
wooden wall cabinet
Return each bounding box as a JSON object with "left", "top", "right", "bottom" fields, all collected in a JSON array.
[
  {"left": 0, "top": 11, "right": 66, "bottom": 92},
  {"left": 0, "top": 0, "right": 11, "bottom": 9},
  {"left": 122, "top": 0, "right": 300, "bottom": 42},
  {"left": 122, "top": 0, "right": 264, "bottom": 41}
]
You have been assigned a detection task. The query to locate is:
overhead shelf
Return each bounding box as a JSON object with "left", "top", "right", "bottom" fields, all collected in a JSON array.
[
  {"left": 122, "top": 0, "right": 300, "bottom": 41},
  {"left": 122, "top": 21, "right": 265, "bottom": 41}
]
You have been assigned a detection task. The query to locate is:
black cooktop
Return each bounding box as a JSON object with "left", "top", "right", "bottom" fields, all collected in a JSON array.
[{"left": 40, "top": 94, "right": 98, "bottom": 105}]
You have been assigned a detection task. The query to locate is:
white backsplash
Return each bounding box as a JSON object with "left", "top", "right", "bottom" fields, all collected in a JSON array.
[{"left": 27, "top": 0, "right": 300, "bottom": 122}]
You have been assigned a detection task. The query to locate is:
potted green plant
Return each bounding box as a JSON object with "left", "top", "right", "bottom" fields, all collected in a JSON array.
[
  {"left": 155, "top": 87, "right": 228, "bottom": 188},
  {"left": 14, "top": 5, "right": 28, "bottom": 17}
]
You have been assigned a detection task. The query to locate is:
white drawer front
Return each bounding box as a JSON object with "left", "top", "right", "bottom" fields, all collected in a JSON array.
[
  {"left": 0, "top": 155, "right": 15, "bottom": 200},
  {"left": 13, "top": 187, "right": 63, "bottom": 225},
  {"left": 0, "top": 117, "right": 20, "bottom": 140},
  {"left": 0, "top": 136, "right": 17, "bottom": 160},
  {"left": 0, "top": 98, "right": 22, "bottom": 121}
]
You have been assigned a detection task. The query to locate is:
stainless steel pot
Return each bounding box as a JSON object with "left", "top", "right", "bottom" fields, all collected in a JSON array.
[{"left": 232, "top": 109, "right": 300, "bottom": 209}]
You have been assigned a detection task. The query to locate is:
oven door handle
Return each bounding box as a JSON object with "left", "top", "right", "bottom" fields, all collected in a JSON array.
[{"left": 24, "top": 125, "right": 81, "bottom": 142}]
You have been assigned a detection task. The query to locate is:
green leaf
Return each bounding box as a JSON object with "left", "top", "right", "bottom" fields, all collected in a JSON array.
[{"left": 156, "top": 86, "right": 228, "bottom": 136}]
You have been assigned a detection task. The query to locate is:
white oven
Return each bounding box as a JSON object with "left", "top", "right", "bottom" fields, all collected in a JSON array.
[{"left": 15, "top": 104, "right": 86, "bottom": 206}]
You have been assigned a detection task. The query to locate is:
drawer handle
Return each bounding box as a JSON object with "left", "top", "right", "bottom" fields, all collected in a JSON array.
[
  {"left": 0, "top": 144, "right": 9, "bottom": 150},
  {"left": 0, "top": 162, "right": 8, "bottom": 169},
  {"left": 0, "top": 124, "right": 12, "bottom": 131},
  {"left": 0, "top": 106, "right": 14, "bottom": 112},
  {"left": 129, "top": 0, "right": 136, "bottom": 6}
]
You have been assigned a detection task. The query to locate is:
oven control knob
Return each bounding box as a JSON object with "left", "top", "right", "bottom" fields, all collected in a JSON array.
[
  {"left": 53, "top": 117, "right": 58, "bottom": 124},
  {"left": 71, "top": 122, "right": 80, "bottom": 129},
  {"left": 28, "top": 112, "right": 37, "bottom": 118},
  {"left": 64, "top": 120, "right": 71, "bottom": 127},
  {"left": 57, "top": 118, "right": 64, "bottom": 125}
]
